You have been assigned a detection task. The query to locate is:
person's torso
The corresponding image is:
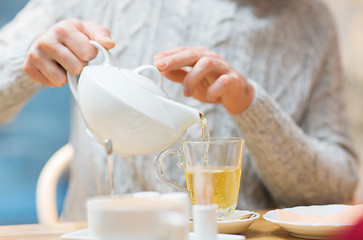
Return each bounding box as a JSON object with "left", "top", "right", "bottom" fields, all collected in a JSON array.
[{"left": 65, "top": 0, "right": 326, "bottom": 213}]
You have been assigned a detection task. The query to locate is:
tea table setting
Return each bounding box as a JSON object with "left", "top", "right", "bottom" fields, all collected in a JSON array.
[
  {"left": 0, "top": 209, "right": 294, "bottom": 240},
  {"left": 1, "top": 193, "right": 361, "bottom": 240},
  {"left": 2, "top": 205, "right": 360, "bottom": 240},
  {"left": 2, "top": 40, "right": 358, "bottom": 240}
]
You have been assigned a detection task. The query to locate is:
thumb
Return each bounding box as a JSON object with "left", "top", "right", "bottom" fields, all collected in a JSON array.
[{"left": 81, "top": 21, "right": 115, "bottom": 50}]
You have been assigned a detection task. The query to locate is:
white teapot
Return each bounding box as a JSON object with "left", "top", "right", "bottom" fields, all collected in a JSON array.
[{"left": 67, "top": 41, "right": 202, "bottom": 157}]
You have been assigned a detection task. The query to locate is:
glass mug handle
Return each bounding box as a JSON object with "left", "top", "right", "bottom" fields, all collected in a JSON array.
[{"left": 155, "top": 149, "right": 189, "bottom": 192}]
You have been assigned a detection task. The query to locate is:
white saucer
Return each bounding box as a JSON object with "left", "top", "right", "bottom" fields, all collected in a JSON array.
[
  {"left": 61, "top": 229, "right": 245, "bottom": 240},
  {"left": 61, "top": 229, "right": 96, "bottom": 240},
  {"left": 263, "top": 204, "right": 355, "bottom": 239},
  {"left": 189, "top": 210, "right": 259, "bottom": 234}
]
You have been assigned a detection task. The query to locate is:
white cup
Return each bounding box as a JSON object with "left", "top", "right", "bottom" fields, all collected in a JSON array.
[{"left": 87, "top": 193, "right": 188, "bottom": 240}]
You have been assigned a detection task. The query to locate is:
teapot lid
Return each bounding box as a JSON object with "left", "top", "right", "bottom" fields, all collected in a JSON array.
[
  {"left": 120, "top": 69, "right": 168, "bottom": 98},
  {"left": 80, "top": 65, "right": 177, "bottom": 129}
]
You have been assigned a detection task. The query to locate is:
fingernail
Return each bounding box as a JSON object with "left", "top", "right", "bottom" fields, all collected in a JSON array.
[
  {"left": 154, "top": 59, "right": 168, "bottom": 70},
  {"left": 102, "top": 36, "right": 115, "bottom": 44},
  {"left": 102, "top": 35, "right": 112, "bottom": 41}
]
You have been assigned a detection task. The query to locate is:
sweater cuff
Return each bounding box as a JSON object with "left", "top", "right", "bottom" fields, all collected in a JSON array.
[
  {"left": 0, "top": 36, "right": 43, "bottom": 123},
  {"left": 7, "top": 33, "right": 38, "bottom": 74}
]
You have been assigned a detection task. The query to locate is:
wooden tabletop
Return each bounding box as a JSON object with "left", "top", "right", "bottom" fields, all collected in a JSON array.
[{"left": 0, "top": 210, "right": 298, "bottom": 240}]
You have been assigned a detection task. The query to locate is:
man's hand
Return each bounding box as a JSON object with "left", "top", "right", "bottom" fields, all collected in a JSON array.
[
  {"left": 23, "top": 19, "right": 115, "bottom": 87},
  {"left": 154, "top": 47, "right": 254, "bottom": 114}
]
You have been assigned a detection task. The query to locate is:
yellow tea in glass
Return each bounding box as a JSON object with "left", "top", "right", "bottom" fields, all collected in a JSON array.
[
  {"left": 156, "top": 137, "right": 244, "bottom": 219},
  {"left": 185, "top": 166, "right": 242, "bottom": 217}
]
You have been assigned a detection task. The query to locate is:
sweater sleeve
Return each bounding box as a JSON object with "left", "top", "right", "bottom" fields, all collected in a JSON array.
[
  {"left": 0, "top": 0, "right": 74, "bottom": 124},
  {"left": 232, "top": 23, "right": 358, "bottom": 206}
]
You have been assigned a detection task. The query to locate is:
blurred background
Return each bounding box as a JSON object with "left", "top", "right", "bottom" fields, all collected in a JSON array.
[
  {"left": 0, "top": 0, "right": 362, "bottom": 225},
  {"left": 321, "top": 0, "right": 363, "bottom": 201},
  {"left": 322, "top": 0, "right": 363, "bottom": 159}
]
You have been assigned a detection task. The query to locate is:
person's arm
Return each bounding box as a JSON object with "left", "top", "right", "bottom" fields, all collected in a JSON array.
[
  {"left": 0, "top": 0, "right": 115, "bottom": 124},
  {"left": 232, "top": 28, "right": 358, "bottom": 206},
  {"left": 153, "top": 10, "right": 358, "bottom": 206},
  {"left": 0, "top": 0, "right": 65, "bottom": 124}
]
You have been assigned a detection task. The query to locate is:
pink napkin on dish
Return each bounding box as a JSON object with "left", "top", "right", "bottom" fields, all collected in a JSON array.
[{"left": 276, "top": 205, "right": 363, "bottom": 225}]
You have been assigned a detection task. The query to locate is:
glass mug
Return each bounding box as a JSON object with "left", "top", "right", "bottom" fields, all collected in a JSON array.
[{"left": 156, "top": 137, "right": 245, "bottom": 219}]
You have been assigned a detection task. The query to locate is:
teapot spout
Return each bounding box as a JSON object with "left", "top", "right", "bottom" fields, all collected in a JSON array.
[
  {"left": 175, "top": 105, "right": 203, "bottom": 132},
  {"left": 157, "top": 96, "right": 204, "bottom": 135}
]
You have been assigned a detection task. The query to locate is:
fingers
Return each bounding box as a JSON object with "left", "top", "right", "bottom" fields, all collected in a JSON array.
[
  {"left": 183, "top": 57, "right": 223, "bottom": 96},
  {"left": 154, "top": 50, "right": 200, "bottom": 71},
  {"left": 23, "top": 51, "right": 66, "bottom": 87},
  {"left": 59, "top": 19, "right": 115, "bottom": 51},
  {"left": 154, "top": 46, "right": 232, "bottom": 98},
  {"left": 53, "top": 19, "right": 114, "bottom": 63},
  {"left": 154, "top": 46, "right": 254, "bottom": 113},
  {"left": 38, "top": 60, "right": 67, "bottom": 87},
  {"left": 50, "top": 43, "right": 88, "bottom": 75},
  {"left": 53, "top": 22, "right": 98, "bottom": 62},
  {"left": 207, "top": 74, "right": 234, "bottom": 101},
  {"left": 154, "top": 46, "right": 220, "bottom": 71},
  {"left": 161, "top": 69, "right": 189, "bottom": 83},
  {"left": 154, "top": 46, "right": 224, "bottom": 97},
  {"left": 23, "top": 62, "right": 57, "bottom": 87},
  {"left": 35, "top": 35, "right": 88, "bottom": 75},
  {"left": 23, "top": 19, "right": 115, "bottom": 87},
  {"left": 154, "top": 46, "right": 207, "bottom": 60},
  {"left": 81, "top": 21, "right": 115, "bottom": 49}
]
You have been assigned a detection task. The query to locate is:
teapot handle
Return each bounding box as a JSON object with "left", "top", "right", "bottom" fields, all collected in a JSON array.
[
  {"left": 67, "top": 40, "right": 114, "bottom": 103},
  {"left": 133, "top": 65, "right": 165, "bottom": 91}
]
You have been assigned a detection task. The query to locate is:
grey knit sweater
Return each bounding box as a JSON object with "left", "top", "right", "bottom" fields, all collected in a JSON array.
[{"left": 0, "top": 0, "right": 358, "bottom": 221}]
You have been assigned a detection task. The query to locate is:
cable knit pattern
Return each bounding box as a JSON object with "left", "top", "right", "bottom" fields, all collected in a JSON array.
[{"left": 0, "top": 0, "right": 358, "bottom": 221}]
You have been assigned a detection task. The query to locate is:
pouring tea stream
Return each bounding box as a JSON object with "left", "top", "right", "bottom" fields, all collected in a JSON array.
[{"left": 67, "top": 41, "right": 205, "bottom": 158}]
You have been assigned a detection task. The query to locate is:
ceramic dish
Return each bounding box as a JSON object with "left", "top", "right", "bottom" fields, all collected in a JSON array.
[
  {"left": 263, "top": 204, "right": 356, "bottom": 239},
  {"left": 189, "top": 210, "right": 260, "bottom": 234}
]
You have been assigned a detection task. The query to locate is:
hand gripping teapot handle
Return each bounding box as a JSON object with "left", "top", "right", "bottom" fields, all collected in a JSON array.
[
  {"left": 67, "top": 40, "right": 114, "bottom": 102},
  {"left": 133, "top": 65, "right": 165, "bottom": 91}
]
